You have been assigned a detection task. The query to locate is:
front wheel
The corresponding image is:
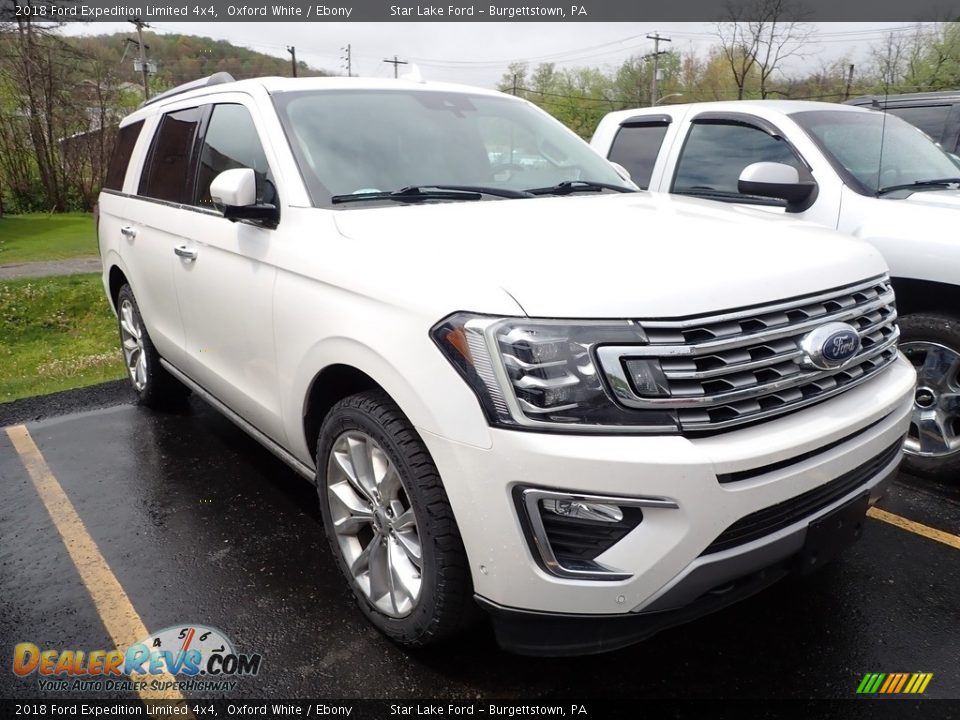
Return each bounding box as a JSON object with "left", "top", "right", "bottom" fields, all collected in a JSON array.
[
  {"left": 899, "top": 313, "right": 960, "bottom": 480},
  {"left": 316, "top": 390, "right": 475, "bottom": 647}
]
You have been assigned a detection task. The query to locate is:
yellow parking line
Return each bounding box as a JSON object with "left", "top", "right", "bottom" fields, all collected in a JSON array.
[
  {"left": 867, "top": 506, "right": 960, "bottom": 551},
  {"left": 5, "top": 425, "right": 193, "bottom": 716}
]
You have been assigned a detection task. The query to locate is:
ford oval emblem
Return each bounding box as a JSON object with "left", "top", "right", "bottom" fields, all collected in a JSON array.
[{"left": 799, "top": 322, "right": 861, "bottom": 370}]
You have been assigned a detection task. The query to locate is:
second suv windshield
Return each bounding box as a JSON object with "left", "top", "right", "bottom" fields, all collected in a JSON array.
[
  {"left": 792, "top": 109, "right": 960, "bottom": 196},
  {"left": 272, "top": 88, "right": 634, "bottom": 208}
]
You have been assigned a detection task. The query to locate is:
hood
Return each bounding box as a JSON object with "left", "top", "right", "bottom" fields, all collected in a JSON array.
[
  {"left": 843, "top": 186, "right": 960, "bottom": 289},
  {"left": 896, "top": 187, "right": 960, "bottom": 211},
  {"left": 332, "top": 192, "right": 888, "bottom": 319}
]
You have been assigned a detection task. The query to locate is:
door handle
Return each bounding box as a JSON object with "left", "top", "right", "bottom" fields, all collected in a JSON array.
[
  {"left": 120, "top": 226, "right": 137, "bottom": 239},
  {"left": 174, "top": 245, "right": 198, "bottom": 261}
]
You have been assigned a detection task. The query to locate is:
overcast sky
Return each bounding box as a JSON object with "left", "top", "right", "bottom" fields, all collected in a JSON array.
[{"left": 62, "top": 22, "right": 924, "bottom": 88}]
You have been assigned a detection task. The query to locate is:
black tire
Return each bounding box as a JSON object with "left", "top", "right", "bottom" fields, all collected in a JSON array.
[
  {"left": 316, "top": 390, "right": 476, "bottom": 647},
  {"left": 116, "top": 284, "right": 190, "bottom": 408},
  {"left": 899, "top": 313, "right": 960, "bottom": 480}
]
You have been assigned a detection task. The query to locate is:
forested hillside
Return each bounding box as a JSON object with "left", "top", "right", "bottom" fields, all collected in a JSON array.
[
  {"left": 70, "top": 32, "right": 329, "bottom": 92},
  {"left": 0, "top": 25, "right": 330, "bottom": 214}
]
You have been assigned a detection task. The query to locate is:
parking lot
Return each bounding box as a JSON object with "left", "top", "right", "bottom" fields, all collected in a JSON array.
[{"left": 2, "top": 391, "right": 959, "bottom": 701}]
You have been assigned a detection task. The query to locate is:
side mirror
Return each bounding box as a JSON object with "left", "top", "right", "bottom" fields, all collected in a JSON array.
[
  {"left": 210, "top": 168, "right": 279, "bottom": 227},
  {"left": 737, "top": 162, "right": 817, "bottom": 213},
  {"left": 607, "top": 159, "right": 640, "bottom": 190}
]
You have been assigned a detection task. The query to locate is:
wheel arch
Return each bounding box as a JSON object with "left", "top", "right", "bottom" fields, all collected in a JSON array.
[
  {"left": 292, "top": 335, "right": 492, "bottom": 467},
  {"left": 891, "top": 277, "right": 960, "bottom": 318},
  {"left": 107, "top": 263, "right": 130, "bottom": 313},
  {"left": 302, "top": 364, "right": 386, "bottom": 464}
]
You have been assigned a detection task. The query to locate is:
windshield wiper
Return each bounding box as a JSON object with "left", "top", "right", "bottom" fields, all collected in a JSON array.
[
  {"left": 524, "top": 180, "right": 637, "bottom": 196},
  {"left": 415, "top": 184, "right": 534, "bottom": 198},
  {"left": 331, "top": 186, "right": 484, "bottom": 205},
  {"left": 876, "top": 178, "right": 960, "bottom": 196}
]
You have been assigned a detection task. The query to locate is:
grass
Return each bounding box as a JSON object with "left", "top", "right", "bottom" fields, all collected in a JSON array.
[
  {"left": 0, "top": 273, "right": 126, "bottom": 402},
  {"left": 0, "top": 213, "right": 97, "bottom": 265}
]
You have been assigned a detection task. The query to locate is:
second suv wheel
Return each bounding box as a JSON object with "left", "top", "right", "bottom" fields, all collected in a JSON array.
[{"left": 900, "top": 313, "right": 960, "bottom": 481}]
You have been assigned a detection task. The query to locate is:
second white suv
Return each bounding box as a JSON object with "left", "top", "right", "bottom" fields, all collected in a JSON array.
[{"left": 98, "top": 75, "right": 915, "bottom": 655}]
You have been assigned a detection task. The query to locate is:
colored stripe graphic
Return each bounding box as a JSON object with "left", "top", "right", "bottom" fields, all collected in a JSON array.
[{"left": 857, "top": 672, "right": 933, "bottom": 694}]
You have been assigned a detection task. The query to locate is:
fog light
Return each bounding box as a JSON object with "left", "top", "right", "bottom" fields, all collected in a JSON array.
[
  {"left": 542, "top": 498, "right": 623, "bottom": 523},
  {"left": 515, "top": 487, "right": 678, "bottom": 580}
]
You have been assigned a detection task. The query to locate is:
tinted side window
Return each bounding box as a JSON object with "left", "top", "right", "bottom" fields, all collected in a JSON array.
[
  {"left": 196, "top": 104, "right": 274, "bottom": 208},
  {"left": 138, "top": 107, "right": 203, "bottom": 203},
  {"left": 103, "top": 120, "right": 144, "bottom": 191},
  {"left": 673, "top": 122, "right": 805, "bottom": 199},
  {"left": 887, "top": 105, "right": 951, "bottom": 142},
  {"left": 607, "top": 123, "right": 669, "bottom": 189}
]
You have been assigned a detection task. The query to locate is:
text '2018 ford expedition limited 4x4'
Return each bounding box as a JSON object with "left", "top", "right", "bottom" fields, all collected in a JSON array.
[{"left": 99, "top": 74, "right": 916, "bottom": 656}]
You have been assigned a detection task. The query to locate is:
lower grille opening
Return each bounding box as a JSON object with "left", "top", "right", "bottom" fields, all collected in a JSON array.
[{"left": 701, "top": 441, "right": 902, "bottom": 556}]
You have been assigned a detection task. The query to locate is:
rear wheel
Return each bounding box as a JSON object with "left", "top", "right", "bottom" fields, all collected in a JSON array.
[
  {"left": 899, "top": 313, "right": 960, "bottom": 480},
  {"left": 116, "top": 284, "right": 189, "bottom": 408},
  {"left": 316, "top": 390, "right": 475, "bottom": 647}
]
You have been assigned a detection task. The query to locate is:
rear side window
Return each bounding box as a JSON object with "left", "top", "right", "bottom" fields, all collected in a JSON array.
[
  {"left": 608, "top": 123, "right": 669, "bottom": 189},
  {"left": 195, "top": 103, "right": 274, "bottom": 208},
  {"left": 887, "top": 105, "right": 951, "bottom": 142},
  {"left": 139, "top": 107, "right": 203, "bottom": 203},
  {"left": 673, "top": 122, "right": 805, "bottom": 199},
  {"left": 103, "top": 120, "right": 144, "bottom": 191}
]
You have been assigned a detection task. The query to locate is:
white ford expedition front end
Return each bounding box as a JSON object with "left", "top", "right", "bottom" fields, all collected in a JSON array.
[{"left": 98, "top": 75, "right": 915, "bottom": 655}]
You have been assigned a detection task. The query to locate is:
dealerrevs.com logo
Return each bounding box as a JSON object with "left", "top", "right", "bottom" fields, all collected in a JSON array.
[{"left": 13, "top": 624, "right": 262, "bottom": 693}]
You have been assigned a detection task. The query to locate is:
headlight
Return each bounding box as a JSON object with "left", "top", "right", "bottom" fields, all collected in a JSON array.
[{"left": 430, "top": 312, "right": 679, "bottom": 432}]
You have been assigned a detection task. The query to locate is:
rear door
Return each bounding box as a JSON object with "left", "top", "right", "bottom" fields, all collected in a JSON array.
[
  {"left": 603, "top": 115, "right": 672, "bottom": 190},
  {"left": 98, "top": 118, "right": 146, "bottom": 288},
  {"left": 124, "top": 105, "right": 206, "bottom": 370},
  {"left": 171, "top": 97, "right": 285, "bottom": 443}
]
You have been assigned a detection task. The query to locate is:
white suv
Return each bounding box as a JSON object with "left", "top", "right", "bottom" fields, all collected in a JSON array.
[{"left": 98, "top": 74, "right": 915, "bottom": 656}]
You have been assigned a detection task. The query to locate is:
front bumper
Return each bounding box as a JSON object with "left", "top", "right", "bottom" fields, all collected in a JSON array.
[
  {"left": 418, "top": 354, "right": 915, "bottom": 642},
  {"left": 478, "top": 452, "right": 897, "bottom": 656}
]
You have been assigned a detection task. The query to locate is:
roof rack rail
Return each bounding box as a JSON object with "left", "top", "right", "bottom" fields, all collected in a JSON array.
[{"left": 141, "top": 72, "right": 236, "bottom": 108}]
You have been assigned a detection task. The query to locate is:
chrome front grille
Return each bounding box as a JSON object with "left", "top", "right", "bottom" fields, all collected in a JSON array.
[{"left": 599, "top": 276, "right": 900, "bottom": 432}]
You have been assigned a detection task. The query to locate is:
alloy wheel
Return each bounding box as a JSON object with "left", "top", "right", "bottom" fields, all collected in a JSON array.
[
  {"left": 326, "top": 430, "right": 423, "bottom": 617},
  {"left": 901, "top": 341, "right": 960, "bottom": 457},
  {"left": 119, "top": 298, "right": 147, "bottom": 392}
]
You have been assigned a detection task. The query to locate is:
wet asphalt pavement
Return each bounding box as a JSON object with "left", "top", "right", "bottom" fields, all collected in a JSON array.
[{"left": 1, "top": 389, "right": 959, "bottom": 701}]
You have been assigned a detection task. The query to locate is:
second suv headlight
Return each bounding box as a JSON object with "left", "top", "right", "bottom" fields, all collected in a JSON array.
[{"left": 430, "top": 313, "right": 678, "bottom": 432}]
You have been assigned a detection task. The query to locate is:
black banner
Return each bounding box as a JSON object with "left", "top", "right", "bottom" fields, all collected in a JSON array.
[
  {"left": 2, "top": 699, "right": 960, "bottom": 720},
  {"left": 1, "top": 0, "right": 959, "bottom": 22}
]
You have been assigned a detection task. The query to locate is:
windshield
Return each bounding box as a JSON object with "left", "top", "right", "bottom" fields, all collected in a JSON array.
[
  {"left": 272, "top": 88, "right": 632, "bottom": 207},
  {"left": 791, "top": 110, "right": 960, "bottom": 195}
]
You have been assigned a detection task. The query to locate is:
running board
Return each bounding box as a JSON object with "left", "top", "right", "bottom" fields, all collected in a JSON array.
[{"left": 160, "top": 359, "right": 316, "bottom": 482}]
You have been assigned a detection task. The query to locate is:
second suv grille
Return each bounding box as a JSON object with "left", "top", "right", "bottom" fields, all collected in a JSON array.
[{"left": 600, "top": 276, "right": 899, "bottom": 432}]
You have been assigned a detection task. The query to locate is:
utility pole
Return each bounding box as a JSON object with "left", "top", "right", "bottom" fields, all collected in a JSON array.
[
  {"left": 383, "top": 55, "right": 408, "bottom": 79},
  {"left": 287, "top": 46, "right": 298, "bottom": 77},
  {"left": 512, "top": 74, "right": 518, "bottom": 96},
  {"left": 844, "top": 63, "right": 855, "bottom": 101},
  {"left": 341, "top": 44, "right": 352, "bottom": 77},
  {"left": 646, "top": 32, "right": 671, "bottom": 107},
  {"left": 129, "top": 18, "right": 151, "bottom": 100}
]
